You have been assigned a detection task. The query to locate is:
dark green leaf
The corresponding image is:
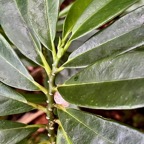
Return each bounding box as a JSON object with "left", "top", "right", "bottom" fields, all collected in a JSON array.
[
  {"left": 68, "top": 30, "right": 97, "bottom": 52},
  {"left": 0, "top": 0, "right": 42, "bottom": 65},
  {"left": 23, "top": 93, "right": 46, "bottom": 104},
  {"left": 56, "top": 127, "right": 71, "bottom": 144},
  {"left": 15, "top": 0, "right": 42, "bottom": 54},
  {"left": 66, "top": 52, "right": 144, "bottom": 84},
  {"left": 58, "top": 108, "right": 144, "bottom": 144},
  {"left": 0, "top": 82, "right": 33, "bottom": 116},
  {"left": 17, "top": 138, "right": 29, "bottom": 144},
  {"left": 0, "top": 35, "right": 39, "bottom": 90},
  {"left": 63, "top": 0, "right": 138, "bottom": 40},
  {"left": 63, "top": 0, "right": 92, "bottom": 39},
  {"left": 64, "top": 6, "right": 144, "bottom": 67},
  {"left": 58, "top": 52, "right": 144, "bottom": 109},
  {"left": 0, "top": 120, "right": 37, "bottom": 144},
  {"left": 56, "top": 68, "right": 81, "bottom": 85},
  {"left": 28, "top": 0, "right": 59, "bottom": 50}
]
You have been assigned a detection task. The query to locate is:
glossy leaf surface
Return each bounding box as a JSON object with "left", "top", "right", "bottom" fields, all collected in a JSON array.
[
  {"left": 0, "top": 82, "right": 33, "bottom": 116},
  {"left": 63, "top": 0, "right": 138, "bottom": 40},
  {"left": 15, "top": 0, "right": 42, "bottom": 53},
  {"left": 58, "top": 108, "right": 144, "bottom": 144},
  {"left": 0, "top": 120, "right": 37, "bottom": 144},
  {"left": 63, "top": 0, "right": 92, "bottom": 39},
  {"left": 56, "top": 127, "right": 71, "bottom": 144},
  {"left": 0, "top": 35, "right": 39, "bottom": 90},
  {"left": 23, "top": 93, "right": 46, "bottom": 104},
  {"left": 28, "top": 0, "right": 59, "bottom": 50},
  {"left": 58, "top": 52, "right": 144, "bottom": 109},
  {"left": 0, "top": 0, "right": 42, "bottom": 65},
  {"left": 66, "top": 52, "right": 144, "bottom": 84},
  {"left": 64, "top": 6, "right": 144, "bottom": 67},
  {"left": 68, "top": 30, "right": 97, "bottom": 52}
]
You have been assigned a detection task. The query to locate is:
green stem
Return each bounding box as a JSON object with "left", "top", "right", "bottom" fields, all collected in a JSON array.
[
  {"left": 46, "top": 59, "right": 59, "bottom": 143},
  {"left": 46, "top": 79, "right": 56, "bottom": 142},
  {"left": 26, "top": 124, "right": 46, "bottom": 128},
  {"left": 27, "top": 102, "right": 47, "bottom": 113},
  {"left": 57, "top": 66, "right": 65, "bottom": 73},
  {"left": 63, "top": 40, "right": 72, "bottom": 52},
  {"left": 51, "top": 41, "right": 57, "bottom": 61},
  {"left": 33, "top": 81, "right": 48, "bottom": 95},
  {"left": 44, "top": 38, "right": 71, "bottom": 143},
  {"left": 39, "top": 51, "right": 51, "bottom": 77}
]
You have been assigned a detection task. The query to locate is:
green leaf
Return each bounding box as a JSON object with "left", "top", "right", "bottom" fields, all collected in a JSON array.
[
  {"left": 0, "top": 0, "right": 42, "bottom": 65},
  {"left": 58, "top": 52, "right": 144, "bottom": 109},
  {"left": 58, "top": 108, "right": 144, "bottom": 144},
  {"left": 60, "top": 0, "right": 65, "bottom": 5},
  {"left": 0, "top": 34, "right": 39, "bottom": 91},
  {"left": 68, "top": 30, "right": 97, "bottom": 52},
  {"left": 0, "top": 82, "right": 33, "bottom": 116},
  {"left": 15, "top": 0, "right": 42, "bottom": 53},
  {"left": 63, "top": 0, "right": 92, "bottom": 39},
  {"left": 23, "top": 93, "right": 46, "bottom": 104},
  {"left": 63, "top": 0, "right": 138, "bottom": 40},
  {"left": 28, "top": 0, "right": 59, "bottom": 50},
  {"left": 56, "top": 127, "right": 71, "bottom": 144},
  {"left": 0, "top": 120, "right": 37, "bottom": 144},
  {"left": 59, "top": 3, "right": 73, "bottom": 18},
  {"left": 57, "top": 19, "right": 65, "bottom": 32},
  {"left": 15, "top": 0, "right": 32, "bottom": 23},
  {"left": 17, "top": 139, "right": 29, "bottom": 144},
  {"left": 64, "top": 6, "right": 144, "bottom": 68},
  {"left": 66, "top": 52, "right": 144, "bottom": 84},
  {"left": 126, "top": 0, "right": 144, "bottom": 13}
]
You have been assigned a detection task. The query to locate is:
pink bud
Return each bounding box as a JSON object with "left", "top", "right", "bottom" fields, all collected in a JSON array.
[{"left": 54, "top": 92, "right": 69, "bottom": 107}]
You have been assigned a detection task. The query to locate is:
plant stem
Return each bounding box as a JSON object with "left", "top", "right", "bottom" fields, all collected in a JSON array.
[
  {"left": 51, "top": 41, "right": 57, "bottom": 62},
  {"left": 39, "top": 51, "right": 51, "bottom": 77},
  {"left": 33, "top": 81, "right": 48, "bottom": 95},
  {"left": 46, "top": 76, "right": 56, "bottom": 142},
  {"left": 45, "top": 38, "right": 71, "bottom": 143},
  {"left": 46, "top": 59, "right": 59, "bottom": 143},
  {"left": 27, "top": 102, "right": 47, "bottom": 112}
]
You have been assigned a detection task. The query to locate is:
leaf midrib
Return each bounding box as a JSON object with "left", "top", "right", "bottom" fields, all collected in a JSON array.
[
  {"left": 70, "top": 0, "right": 139, "bottom": 40},
  {"left": 14, "top": 0, "right": 42, "bottom": 65},
  {"left": 0, "top": 94, "right": 27, "bottom": 104},
  {"left": 0, "top": 125, "right": 38, "bottom": 131},
  {"left": 63, "top": 77, "right": 144, "bottom": 86},
  {"left": 0, "top": 54, "right": 36, "bottom": 88},
  {"left": 45, "top": 0, "right": 53, "bottom": 48},
  {"left": 65, "top": 109, "right": 113, "bottom": 144},
  {"left": 59, "top": 126, "right": 73, "bottom": 144},
  {"left": 71, "top": 0, "right": 113, "bottom": 37},
  {"left": 0, "top": 100, "right": 31, "bottom": 114},
  {"left": 68, "top": 24, "right": 143, "bottom": 61}
]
